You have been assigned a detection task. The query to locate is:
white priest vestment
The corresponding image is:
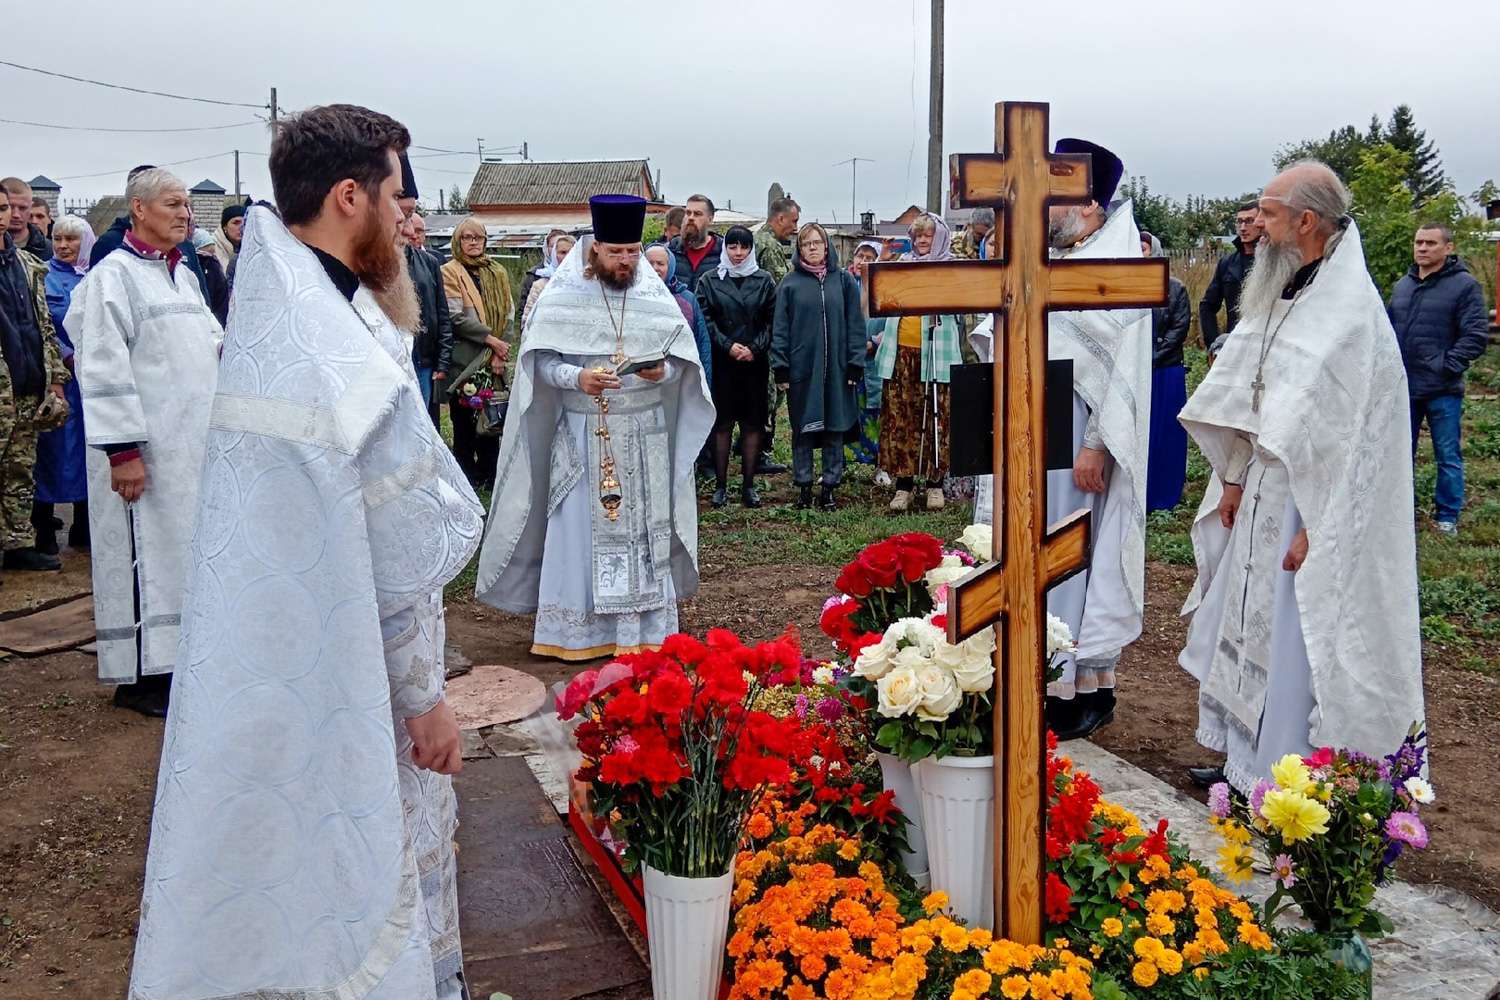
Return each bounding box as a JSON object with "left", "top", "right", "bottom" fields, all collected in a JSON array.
[
  {"left": 971, "top": 203, "right": 1152, "bottom": 698},
  {"left": 474, "top": 244, "right": 713, "bottom": 660},
  {"left": 128, "top": 207, "right": 484, "bottom": 1000},
  {"left": 1178, "top": 223, "right": 1424, "bottom": 794},
  {"left": 65, "top": 249, "right": 221, "bottom": 683}
]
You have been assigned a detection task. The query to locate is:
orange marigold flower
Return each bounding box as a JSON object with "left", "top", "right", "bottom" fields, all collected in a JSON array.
[
  {"left": 922, "top": 890, "right": 949, "bottom": 914},
  {"left": 798, "top": 954, "right": 827, "bottom": 981},
  {"left": 940, "top": 923, "right": 970, "bottom": 952},
  {"left": 1132, "top": 959, "right": 1160, "bottom": 987},
  {"left": 955, "top": 969, "right": 993, "bottom": 994},
  {"left": 838, "top": 840, "right": 861, "bottom": 861},
  {"left": 999, "top": 975, "right": 1029, "bottom": 999},
  {"left": 825, "top": 967, "right": 857, "bottom": 1000}
]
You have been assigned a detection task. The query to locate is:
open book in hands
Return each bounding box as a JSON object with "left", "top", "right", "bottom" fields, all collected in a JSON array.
[{"left": 613, "top": 324, "right": 685, "bottom": 377}]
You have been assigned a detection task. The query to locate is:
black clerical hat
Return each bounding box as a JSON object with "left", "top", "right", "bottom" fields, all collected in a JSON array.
[
  {"left": 590, "top": 194, "right": 647, "bottom": 244},
  {"left": 1055, "top": 138, "right": 1123, "bottom": 209},
  {"left": 398, "top": 152, "right": 418, "bottom": 200}
]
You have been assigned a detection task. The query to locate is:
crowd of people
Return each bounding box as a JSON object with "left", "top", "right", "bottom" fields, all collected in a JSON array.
[{"left": 16, "top": 98, "right": 1482, "bottom": 998}]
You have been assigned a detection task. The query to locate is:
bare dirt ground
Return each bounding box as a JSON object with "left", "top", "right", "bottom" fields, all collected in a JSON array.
[{"left": 2, "top": 552, "right": 1495, "bottom": 997}]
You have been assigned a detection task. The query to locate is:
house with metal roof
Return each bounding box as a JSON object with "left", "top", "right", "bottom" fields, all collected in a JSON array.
[{"left": 465, "top": 159, "right": 665, "bottom": 226}]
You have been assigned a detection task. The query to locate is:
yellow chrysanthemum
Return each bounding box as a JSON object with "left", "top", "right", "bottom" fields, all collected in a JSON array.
[
  {"left": 1146, "top": 913, "right": 1175, "bottom": 936},
  {"left": 1133, "top": 936, "right": 1165, "bottom": 961},
  {"left": 955, "top": 969, "right": 993, "bottom": 994},
  {"left": 1132, "top": 959, "right": 1160, "bottom": 987},
  {"left": 922, "top": 890, "right": 950, "bottom": 914},
  {"left": 1159, "top": 948, "right": 1185, "bottom": 975},
  {"left": 1259, "top": 789, "right": 1332, "bottom": 843},
  {"left": 1100, "top": 917, "right": 1123, "bottom": 938},
  {"left": 1270, "top": 753, "right": 1314, "bottom": 794}
]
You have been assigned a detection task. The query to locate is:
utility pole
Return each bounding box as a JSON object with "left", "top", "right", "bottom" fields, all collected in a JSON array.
[
  {"left": 270, "top": 87, "right": 278, "bottom": 124},
  {"left": 439, "top": 188, "right": 446, "bottom": 212},
  {"left": 233, "top": 150, "right": 241, "bottom": 198},
  {"left": 522, "top": 141, "right": 529, "bottom": 161},
  {"left": 478, "top": 139, "right": 487, "bottom": 162},
  {"left": 926, "top": 0, "right": 944, "bottom": 213},
  {"left": 834, "top": 157, "right": 875, "bottom": 226}
]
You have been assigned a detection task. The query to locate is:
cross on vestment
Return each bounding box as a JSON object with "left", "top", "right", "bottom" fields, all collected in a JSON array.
[{"left": 864, "top": 101, "right": 1169, "bottom": 943}]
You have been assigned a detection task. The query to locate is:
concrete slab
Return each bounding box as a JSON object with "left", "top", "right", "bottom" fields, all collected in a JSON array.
[{"left": 446, "top": 664, "right": 546, "bottom": 729}]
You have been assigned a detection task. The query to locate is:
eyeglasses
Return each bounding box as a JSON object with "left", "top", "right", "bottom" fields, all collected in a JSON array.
[
  {"left": 599, "top": 247, "right": 642, "bottom": 260},
  {"left": 459, "top": 233, "right": 486, "bottom": 243}
]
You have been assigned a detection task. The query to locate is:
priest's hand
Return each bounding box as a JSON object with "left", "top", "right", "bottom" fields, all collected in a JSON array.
[
  {"left": 635, "top": 363, "right": 667, "bottom": 383},
  {"left": 579, "top": 369, "right": 621, "bottom": 395},
  {"left": 1073, "top": 447, "right": 1109, "bottom": 494},
  {"left": 112, "top": 458, "right": 147, "bottom": 503},
  {"left": 406, "top": 698, "right": 463, "bottom": 775},
  {"left": 1218, "top": 484, "right": 1244, "bottom": 529},
  {"left": 1282, "top": 529, "right": 1309, "bottom": 572}
]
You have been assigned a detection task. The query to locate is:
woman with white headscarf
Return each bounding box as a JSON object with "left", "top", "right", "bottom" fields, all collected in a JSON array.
[
  {"left": 522, "top": 232, "right": 576, "bottom": 329},
  {"left": 35, "top": 214, "right": 93, "bottom": 553},
  {"left": 869, "top": 212, "right": 963, "bottom": 511}
]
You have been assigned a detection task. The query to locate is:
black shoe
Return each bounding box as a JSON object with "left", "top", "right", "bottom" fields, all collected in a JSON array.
[
  {"left": 113, "top": 683, "right": 169, "bottom": 718},
  {"left": 818, "top": 486, "right": 836, "bottom": 511},
  {"left": 4, "top": 547, "right": 61, "bottom": 572},
  {"left": 741, "top": 485, "right": 762, "bottom": 508},
  {"left": 795, "top": 485, "right": 813, "bottom": 510},
  {"left": 711, "top": 483, "right": 728, "bottom": 508},
  {"left": 67, "top": 526, "right": 90, "bottom": 551},
  {"left": 1045, "top": 694, "right": 1083, "bottom": 739},
  {"left": 1188, "top": 765, "right": 1228, "bottom": 789},
  {"left": 1070, "top": 688, "right": 1116, "bottom": 740},
  {"left": 757, "top": 458, "right": 789, "bottom": 476},
  {"left": 35, "top": 529, "right": 59, "bottom": 557}
]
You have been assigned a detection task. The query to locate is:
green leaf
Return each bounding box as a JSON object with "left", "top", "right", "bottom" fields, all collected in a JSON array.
[{"left": 875, "top": 722, "right": 903, "bottom": 748}]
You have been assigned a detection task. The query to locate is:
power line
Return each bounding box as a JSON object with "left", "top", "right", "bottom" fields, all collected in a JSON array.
[
  {"left": 0, "top": 59, "right": 266, "bottom": 109},
  {"left": 53, "top": 151, "right": 239, "bottom": 182},
  {"left": 0, "top": 116, "right": 264, "bottom": 134}
]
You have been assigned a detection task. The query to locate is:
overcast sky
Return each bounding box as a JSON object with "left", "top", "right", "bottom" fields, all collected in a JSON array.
[{"left": 9, "top": 0, "right": 1497, "bottom": 225}]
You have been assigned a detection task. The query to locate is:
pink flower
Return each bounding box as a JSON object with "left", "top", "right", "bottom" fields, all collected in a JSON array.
[
  {"left": 1272, "top": 853, "right": 1297, "bottom": 888},
  {"left": 1208, "top": 782, "right": 1232, "bottom": 819},
  {"left": 823, "top": 594, "right": 852, "bottom": 613},
  {"left": 1385, "top": 811, "right": 1429, "bottom": 849},
  {"left": 1250, "top": 778, "right": 1275, "bottom": 819},
  {"left": 1303, "top": 746, "right": 1336, "bottom": 768},
  {"left": 614, "top": 734, "right": 640, "bottom": 755}
]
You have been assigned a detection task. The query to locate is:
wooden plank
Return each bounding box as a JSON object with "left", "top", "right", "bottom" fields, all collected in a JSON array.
[
  {"left": 866, "top": 260, "right": 1009, "bottom": 316},
  {"left": 1048, "top": 259, "right": 1170, "bottom": 310},
  {"left": 0, "top": 595, "right": 96, "bottom": 656},
  {"left": 950, "top": 562, "right": 1006, "bottom": 643},
  {"left": 1041, "top": 512, "right": 1091, "bottom": 584}
]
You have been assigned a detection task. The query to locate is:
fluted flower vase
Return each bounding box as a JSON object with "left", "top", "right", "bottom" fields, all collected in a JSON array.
[
  {"left": 914, "top": 754, "right": 996, "bottom": 928},
  {"left": 641, "top": 863, "right": 735, "bottom": 1000},
  {"left": 877, "top": 752, "right": 930, "bottom": 888}
]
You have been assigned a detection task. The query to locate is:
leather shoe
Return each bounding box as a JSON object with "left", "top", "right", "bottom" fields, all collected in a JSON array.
[
  {"left": 35, "top": 529, "right": 59, "bottom": 556},
  {"left": 4, "top": 547, "right": 60, "bottom": 571},
  {"left": 1187, "top": 765, "right": 1227, "bottom": 789},
  {"left": 795, "top": 486, "right": 813, "bottom": 510},
  {"left": 818, "top": 486, "right": 836, "bottom": 511},
  {"left": 741, "top": 485, "right": 762, "bottom": 508},
  {"left": 1045, "top": 694, "right": 1083, "bottom": 739},
  {"left": 113, "top": 683, "right": 169, "bottom": 718},
  {"left": 711, "top": 484, "right": 728, "bottom": 508},
  {"left": 756, "top": 458, "right": 788, "bottom": 476},
  {"left": 1053, "top": 689, "right": 1116, "bottom": 742}
]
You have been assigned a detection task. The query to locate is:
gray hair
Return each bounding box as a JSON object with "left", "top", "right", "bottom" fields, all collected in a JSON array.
[
  {"left": 51, "top": 214, "right": 91, "bottom": 241},
  {"left": 970, "top": 207, "right": 996, "bottom": 227},
  {"left": 1280, "top": 160, "right": 1352, "bottom": 236},
  {"left": 125, "top": 168, "right": 186, "bottom": 214}
]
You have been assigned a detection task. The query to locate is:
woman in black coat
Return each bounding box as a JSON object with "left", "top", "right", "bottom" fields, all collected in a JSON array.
[
  {"left": 696, "top": 226, "right": 777, "bottom": 508},
  {"left": 770, "top": 222, "right": 866, "bottom": 510}
]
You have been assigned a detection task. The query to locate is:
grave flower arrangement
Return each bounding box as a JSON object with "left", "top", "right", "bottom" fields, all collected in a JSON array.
[
  {"left": 820, "top": 532, "right": 947, "bottom": 659},
  {"left": 558, "top": 628, "right": 810, "bottom": 878},
  {"left": 1207, "top": 725, "right": 1433, "bottom": 938}
]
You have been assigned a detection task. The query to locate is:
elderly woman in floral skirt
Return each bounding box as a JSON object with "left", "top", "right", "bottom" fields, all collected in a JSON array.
[{"left": 871, "top": 213, "right": 963, "bottom": 512}]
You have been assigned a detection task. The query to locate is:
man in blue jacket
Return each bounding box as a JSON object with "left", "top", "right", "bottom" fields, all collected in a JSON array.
[{"left": 1388, "top": 222, "right": 1491, "bottom": 535}]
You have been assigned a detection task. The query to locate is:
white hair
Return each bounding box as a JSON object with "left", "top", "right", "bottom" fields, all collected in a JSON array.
[
  {"left": 1279, "top": 160, "right": 1352, "bottom": 236},
  {"left": 51, "top": 214, "right": 91, "bottom": 241},
  {"left": 125, "top": 168, "right": 186, "bottom": 215}
]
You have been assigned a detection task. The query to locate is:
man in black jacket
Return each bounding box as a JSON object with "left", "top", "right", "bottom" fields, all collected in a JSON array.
[
  {"left": 1388, "top": 223, "right": 1491, "bottom": 535},
  {"left": 667, "top": 194, "right": 722, "bottom": 292},
  {"left": 1198, "top": 202, "right": 1262, "bottom": 354},
  {"left": 397, "top": 161, "right": 453, "bottom": 428},
  {"left": 0, "top": 178, "right": 52, "bottom": 261}
]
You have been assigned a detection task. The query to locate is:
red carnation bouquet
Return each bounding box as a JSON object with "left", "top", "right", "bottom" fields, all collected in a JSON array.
[
  {"left": 819, "top": 532, "right": 945, "bottom": 660},
  {"left": 558, "top": 628, "right": 810, "bottom": 878}
]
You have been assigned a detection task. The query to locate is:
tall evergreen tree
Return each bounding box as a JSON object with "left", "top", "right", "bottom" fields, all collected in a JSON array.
[{"left": 1384, "top": 104, "right": 1445, "bottom": 204}]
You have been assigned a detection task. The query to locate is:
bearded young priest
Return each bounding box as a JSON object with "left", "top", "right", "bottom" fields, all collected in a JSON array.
[
  {"left": 1035, "top": 138, "right": 1154, "bottom": 743},
  {"left": 127, "top": 105, "right": 484, "bottom": 1000},
  {"left": 475, "top": 194, "right": 713, "bottom": 660},
  {"left": 1177, "top": 161, "right": 1423, "bottom": 794}
]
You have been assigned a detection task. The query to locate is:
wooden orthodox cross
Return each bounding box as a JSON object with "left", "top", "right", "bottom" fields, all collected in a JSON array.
[{"left": 865, "top": 101, "right": 1168, "bottom": 943}]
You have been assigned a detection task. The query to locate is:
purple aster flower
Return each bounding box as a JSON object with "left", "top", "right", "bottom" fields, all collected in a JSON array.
[
  {"left": 1208, "top": 782, "right": 1232, "bottom": 819},
  {"left": 1272, "top": 853, "right": 1297, "bottom": 889},
  {"left": 1385, "top": 811, "right": 1429, "bottom": 850},
  {"left": 1250, "top": 778, "right": 1275, "bottom": 819},
  {"left": 793, "top": 694, "right": 810, "bottom": 719}
]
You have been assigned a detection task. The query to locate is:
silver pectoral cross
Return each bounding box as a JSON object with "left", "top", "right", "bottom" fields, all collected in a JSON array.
[{"left": 1251, "top": 373, "right": 1265, "bottom": 413}]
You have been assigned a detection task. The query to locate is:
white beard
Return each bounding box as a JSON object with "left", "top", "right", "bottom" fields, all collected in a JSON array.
[
  {"left": 1048, "top": 206, "right": 1087, "bottom": 249},
  {"left": 1237, "top": 236, "right": 1301, "bottom": 326}
]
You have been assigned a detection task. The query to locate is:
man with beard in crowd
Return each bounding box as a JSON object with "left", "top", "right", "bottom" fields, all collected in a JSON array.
[
  {"left": 476, "top": 195, "right": 713, "bottom": 661},
  {"left": 668, "top": 193, "right": 722, "bottom": 291},
  {"left": 126, "top": 104, "right": 483, "bottom": 1000},
  {"left": 1178, "top": 161, "right": 1423, "bottom": 794}
]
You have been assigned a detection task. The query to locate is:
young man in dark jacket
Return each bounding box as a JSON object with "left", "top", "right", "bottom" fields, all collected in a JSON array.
[
  {"left": 1388, "top": 223, "right": 1491, "bottom": 534},
  {"left": 1198, "top": 202, "right": 1262, "bottom": 353}
]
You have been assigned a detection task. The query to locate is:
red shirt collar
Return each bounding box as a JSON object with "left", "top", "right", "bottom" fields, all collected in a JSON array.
[{"left": 123, "top": 229, "right": 184, "bottom": 277}]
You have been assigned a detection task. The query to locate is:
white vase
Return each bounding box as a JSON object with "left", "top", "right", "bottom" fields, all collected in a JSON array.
[
  {"left": 877, "top": 752, "right": 929, "bottom": 886},
  {"left": 642, "top": 863, "right": 735, "bottom": 1000},
  {"left": 914, "top": 754, "right": 996, "bottom": 929}
]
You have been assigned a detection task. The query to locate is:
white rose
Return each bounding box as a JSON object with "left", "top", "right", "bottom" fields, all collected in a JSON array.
[
  {"left": 914, "top": 664, "right": 962, "bottom": 721},
  {"left": 1046, "top": 614, "right": 1076, "bottom": 657},
  {"left": 811, "top": 665, "right": 836, "bottom": 687},
  {"left": 876, "top": 665, "right": 923, "bottom": 717},
  {"left": 853, "top": 636, "right": 895, "bottom": 680},
  {"left": 958, "top": 524, "right": 993, "bottom": 559},
  {"left": 1403, "top": 776, "right": 1435, "bottom": 805},
  {"left": 892, "top": 644, "right": 930, "bottom": 674},
  {"left": 925, "top": 563, "right": 971, "bottom": 601},
  {"left": 950, "top": 648, "right": 994, "bottom": 694},
  {"left": 906, "top": 619, "right": 946, "bottom": 656}
]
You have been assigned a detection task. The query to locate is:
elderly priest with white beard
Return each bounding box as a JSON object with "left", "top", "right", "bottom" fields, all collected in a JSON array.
[
  {"left": 475, "top": 194, "right": 713, "bottom": 661},
  {"left": 1178, "top": 161, "right": 1424, "bottom": 794}
]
